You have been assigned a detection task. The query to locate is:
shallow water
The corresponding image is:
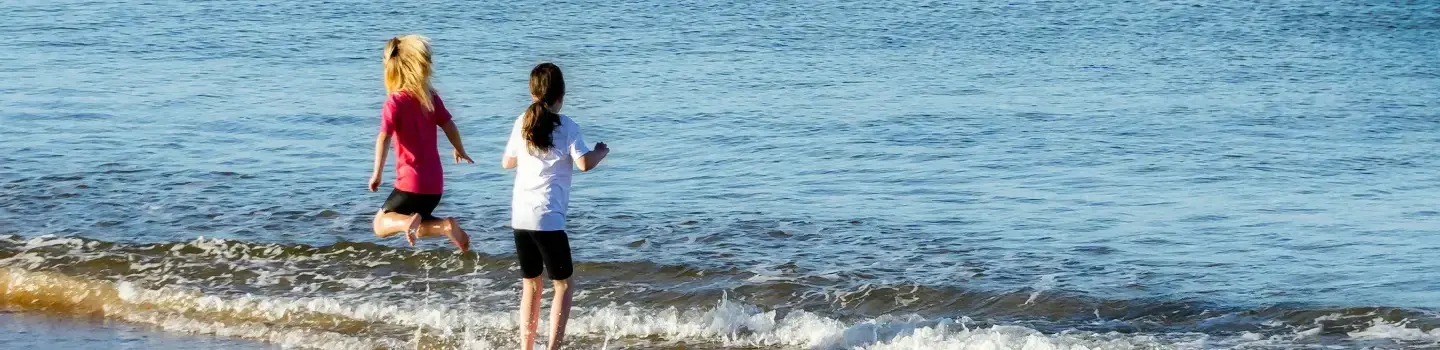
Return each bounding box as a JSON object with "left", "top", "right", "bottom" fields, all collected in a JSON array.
[
  {"left": 0, "top": 311, "right": 268, "bottom": 349},
  {"left": 2, "top": 0, "right": 1439, "bottom": 349}
]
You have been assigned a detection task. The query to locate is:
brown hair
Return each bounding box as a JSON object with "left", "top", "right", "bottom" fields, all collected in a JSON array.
[{"left": 523, "top": 63, "right": 565, "bottom": 153}]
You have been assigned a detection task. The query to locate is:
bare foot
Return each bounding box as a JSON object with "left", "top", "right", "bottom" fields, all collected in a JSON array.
[
  {"left": 403, "top": 214, "right": 422, "bottom": 246},
  {"left": 446, "top": 219, "right": 470, "bottom": 253}
]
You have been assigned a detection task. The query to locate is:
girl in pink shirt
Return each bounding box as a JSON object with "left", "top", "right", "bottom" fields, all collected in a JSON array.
[{"left": 366, "top": 34, "right": 471, "bottom": 252}]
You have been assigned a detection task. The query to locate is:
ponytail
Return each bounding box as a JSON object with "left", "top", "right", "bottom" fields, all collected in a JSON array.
[
  {"left": 522, "top": 101, "right": 560, "bottom": 153},
  {"left": 523, "top": 63, "right": 565, "bottom": 153}
]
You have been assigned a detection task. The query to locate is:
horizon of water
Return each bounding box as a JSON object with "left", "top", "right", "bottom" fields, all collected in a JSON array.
[{"left": 2, "top": 0, "right": 1439, "bottom": 349}]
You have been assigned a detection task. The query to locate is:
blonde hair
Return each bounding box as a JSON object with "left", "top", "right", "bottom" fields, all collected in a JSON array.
[{"left": 383, "top": 34, "right": 435, "bottom": 111}]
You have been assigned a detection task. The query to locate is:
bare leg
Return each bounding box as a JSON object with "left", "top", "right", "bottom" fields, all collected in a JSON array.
[
  {"left": 414, "top": 217, "right": 471, "bottom": 253},
  {"left": 519, "top": 277, "right": 543, "bottom": 350},
  {"left": 546, "top": 279, "right": 574, "bottom": 350},
  {"left": 371, "top": 209, "right": 421, "bottom": 244}
]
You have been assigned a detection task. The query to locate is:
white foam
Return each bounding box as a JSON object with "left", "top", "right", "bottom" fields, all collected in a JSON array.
[
  {"left": 571, "top": 300, "right": 1203, "bottom": 350},
  {"left": 0, "top": 262, "right": 1230, "bottom": 350},
  {"left": 855, "top": 325, "right": 1190, "bottom": 350},
  {"left": 20, "top": 234, "right": 86, "bottom": 250},
  {"left": 744, "top": 264, "right": 798, "bottom": 283},
  {"left": 1348, "top": 318, "right": 1440, "bottom": 342},
  {"left": 1024, "top": 274, "right": 1058, "bottom": 306},
  {"left": 1311, "top": 312, "right": 1349, "bottom": 322},
  {"left": 12, "top": 237, "right": 1432, "bottom": 349},
  {"left": 116, "top": 309, "right": 393, "bottom": 350},
  {"left": 75, "top": 274, "right": 1208, "bottom": 350}
]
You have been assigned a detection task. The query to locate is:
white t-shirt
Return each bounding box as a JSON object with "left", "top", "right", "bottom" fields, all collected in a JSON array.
[{"left": 504, "top": 113, "right": 591, "bottom": 231}]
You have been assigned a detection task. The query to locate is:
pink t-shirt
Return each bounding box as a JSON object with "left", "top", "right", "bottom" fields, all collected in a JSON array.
[{"left": 380, "top": 91, "right": 452, "bottom": 195}]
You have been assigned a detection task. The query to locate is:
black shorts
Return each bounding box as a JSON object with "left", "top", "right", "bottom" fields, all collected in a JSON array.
[
  {"left": 381, "top": 189, "right": 441, "bottom": 220},
  {"left": 514, "top": 229, "right": 573, "bottom": 280}
]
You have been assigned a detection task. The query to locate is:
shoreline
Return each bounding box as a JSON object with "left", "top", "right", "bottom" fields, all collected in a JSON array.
[{"left": 0, "top": 310, "right": 269, "bottom": 349}]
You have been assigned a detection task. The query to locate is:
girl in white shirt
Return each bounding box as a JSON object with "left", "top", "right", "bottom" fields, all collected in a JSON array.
[{"left": 501, "top": 63, "right": 609, "bottom": 350}]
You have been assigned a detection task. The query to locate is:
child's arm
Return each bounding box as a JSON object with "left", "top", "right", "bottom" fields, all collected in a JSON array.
[
  {"left": 368, "top": 131, "right": 391, "bottom": 192},
  {"left": 501, "top": 117, "right": 521, "bottom": 170},
  {"left": 576, "top": 143, "right": 609, "bottom": 172},
  {"left": 569, "top": 122, "right": 608, "bottom": 172},
  {"left": 440, "top": 120, "right": 474, "bottom": 164}
]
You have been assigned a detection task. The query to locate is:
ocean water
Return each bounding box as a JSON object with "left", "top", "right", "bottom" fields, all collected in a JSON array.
[{"left": 2, "top": 0, "right": 1439, "bottom": 349}]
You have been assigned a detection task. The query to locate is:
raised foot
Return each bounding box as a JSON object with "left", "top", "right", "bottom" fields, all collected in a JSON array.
[{"left": 447, "top": 220, "right": 470, "bottom": 253}]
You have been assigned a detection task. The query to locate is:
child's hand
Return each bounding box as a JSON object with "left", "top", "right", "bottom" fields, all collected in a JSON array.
[
  {"left": 368, "top": 175, "right": 381, "bottom": 192},
  {"left": 454, "top": 150, "right": 475, "bottom": 164},
  {"left": 594, "top": 142, "right": 608, "bottom": 152}
]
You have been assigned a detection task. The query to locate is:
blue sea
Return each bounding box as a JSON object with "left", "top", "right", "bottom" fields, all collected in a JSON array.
[{"left": 2, "top": 0, "right": 1439, "bottom": 349}]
